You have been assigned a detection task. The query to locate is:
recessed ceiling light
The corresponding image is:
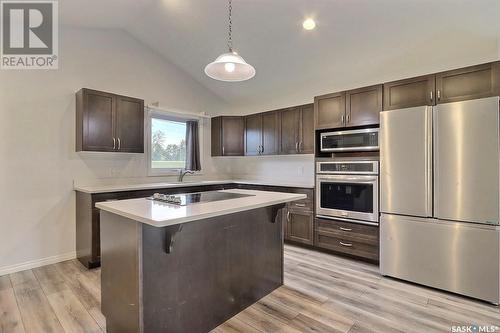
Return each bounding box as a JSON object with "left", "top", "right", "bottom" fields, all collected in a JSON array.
[{"left": 303, "top": 18, "right": 316, "bottom": 30}]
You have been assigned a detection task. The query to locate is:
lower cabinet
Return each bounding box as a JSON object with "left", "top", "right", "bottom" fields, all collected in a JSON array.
[
  {"left": 315, "top": 217, "right": 379, "bottom": 262},
  {"left": 284, "top": 209, "right": 314, "bottom": 245}
]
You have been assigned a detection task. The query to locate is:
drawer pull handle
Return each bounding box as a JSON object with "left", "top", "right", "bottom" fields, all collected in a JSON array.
[
  {"left": 339, "top": 241, "right": 353, "bottom": 247},
  {"left": 339, "top": 227, "right": 352, "bottom": 231},
  {"left": 295, "top": 203, "right": 306, "bottom": 207}
]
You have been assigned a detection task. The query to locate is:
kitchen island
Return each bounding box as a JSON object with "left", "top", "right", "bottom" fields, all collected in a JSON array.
[{"left": 95, "top": 189, "right": 306, "bottom": 333}]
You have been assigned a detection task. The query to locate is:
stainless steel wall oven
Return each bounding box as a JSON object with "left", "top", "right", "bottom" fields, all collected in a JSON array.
[{"left": 316, "top": 160, "right": 379, "bottom": 224}]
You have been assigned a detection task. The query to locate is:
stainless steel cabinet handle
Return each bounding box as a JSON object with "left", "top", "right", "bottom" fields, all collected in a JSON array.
[
  {"left": 287, "top": 211, "right": 291, "bottom": 222},
  {"left": 299, "top": 141, "right": 303, "bottom": 152},
  {"left": 339, "top": 241, "right": 352, "bottom": 247},
  {"left": 295, "top": 203, "right": 306, "bottom": 207},
  {"left": 430, "top": 91, "right": 433, "bottom": 103},
  {"left": 339, "top": 227, "right": 352, "bottom": 231},
  {"left": 260, "top": 145, "right": 264, "bottom": 154},
  {"left": 117, "top": 138, "right": 121, "bottom": 150},
  {"left": 222, "top": 146, "right": 225, "bottom": 155},
  {"left": 437, "top": 90, "right": 441, "bottom": 101},
  {"left": 346, "top": 114, "right": 350, "bottom": 123},
  {"left": 341, "top": 115, "right": 345, "bottom": 124},
  {"left": 295, "top": 142, "right": 299, "bottom": 152},
  {"left": 113, "top": 138, "right": 116, "bottom": 150}
]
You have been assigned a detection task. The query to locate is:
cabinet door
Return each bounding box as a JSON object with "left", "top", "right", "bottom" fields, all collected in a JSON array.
[
  {"left": 244, "top": 114, "right": 262, "bottom": 156},
  {"left": 314, "top": 92, "right": 346, "bottom": 129},
  {"left": 285, "top": 210, "right": 313, "bottom": 245},
  {"left": 346, "top": 85, "right": 383, "bottom": 127},
  {"left": 262, "top": 111, "right": 279, "bottom": 155},
  {"left": 115, "top": 95, "right": 144, "bottom": 153},
  {"left": 383, "top": 75, "right": 435, "bottom": 110},
  {"left": 436, "top": 62, "right": 500, "bottom": 104},
  {"left": 299, "top": 104, "right": 314, "bottom": 154},
  {"left": 221, "top": 117, "right": 244, "bottom": 156},
  {"left": 80, "top": 89, "right": 115, "bottom": 152},
  {"left": 279, "top": 107, "right": 300, "bottom": 154},
  {"left": 211, "top": 117, "right": 222, "bottom": 156}
]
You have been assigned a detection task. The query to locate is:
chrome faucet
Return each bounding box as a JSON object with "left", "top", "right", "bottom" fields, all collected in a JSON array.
[{"left": 178, "top": 169, "right": 195, "bottom": 182}]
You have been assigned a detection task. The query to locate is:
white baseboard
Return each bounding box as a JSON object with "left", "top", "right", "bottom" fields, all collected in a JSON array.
[{"left": 0, "top": 251, "right": 77, "bottom": 277}]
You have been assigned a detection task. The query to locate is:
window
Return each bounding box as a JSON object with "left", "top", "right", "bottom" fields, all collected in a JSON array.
[
  {"left": 148, "top": 110, "right": 202, "bottom": 175},
  {"left": 151, "top": 117, "right": 187, "bottom": 169}
]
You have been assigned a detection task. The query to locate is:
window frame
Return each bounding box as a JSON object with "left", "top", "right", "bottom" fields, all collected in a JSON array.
[{"left": 146, "top": 108, "right": 204, "bottom": 177}]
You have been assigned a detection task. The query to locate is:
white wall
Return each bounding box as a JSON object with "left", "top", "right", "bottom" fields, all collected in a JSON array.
[{"left": 0, "top": 27, "right": 230, "bottom": 274}]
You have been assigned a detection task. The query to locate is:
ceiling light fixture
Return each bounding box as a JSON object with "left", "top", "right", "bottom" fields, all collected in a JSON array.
[
  {"left": 204, "top": 0, "right": 256, "bottom": 82},
  {"left": 303, "top": 18, "right": 316, "bottom": 30}
]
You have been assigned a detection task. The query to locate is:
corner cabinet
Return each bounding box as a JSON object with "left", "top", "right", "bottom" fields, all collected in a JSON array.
[
  {"left": 76, "top": 88, "right": 144, "bottom": 153},
  {"left": 279, "top": 104, "right": 314, "bottom": 155},
  {"left": 211, "top": 116, "right": 244, "bottom": 156}
]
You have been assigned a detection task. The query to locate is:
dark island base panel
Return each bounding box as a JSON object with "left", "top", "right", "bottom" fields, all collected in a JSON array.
[{"left": 100, "top": 205, "right": 285, "bottom": 333}]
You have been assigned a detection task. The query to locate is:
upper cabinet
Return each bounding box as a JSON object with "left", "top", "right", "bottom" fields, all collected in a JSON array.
[
  {"left": 383, "top": 75, "right": 436, "bottom": 110},
  {"left": 383, "top": 62, "right": 500, "bottom": 110},
  {"left": 314, "top": 85, "right": 382, "bottom": 129},
  {"left": 244, "top": 112, "right": 280, "bottom": 156},
  {"left": 76, "top": 88, "right": 144, "bottom": 153},
  {"left": 279, "top": 104, "right": 314, "bottom": 155},
  {"left": 211, "top": 116, "right": 244, "bottom": 156},
  {"left": 314, "top": 92, "right": 346, "bottom": 129},
  {"left": 345, "top": 85, "right": 383, "bottom": 127},
  {"left": 435, "top": 62, "right": 500, "bottom": 104}
]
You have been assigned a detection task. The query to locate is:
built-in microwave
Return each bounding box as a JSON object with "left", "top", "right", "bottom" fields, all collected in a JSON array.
[{"left": 320, "top": 128, "right": 379, "bottom": 153}]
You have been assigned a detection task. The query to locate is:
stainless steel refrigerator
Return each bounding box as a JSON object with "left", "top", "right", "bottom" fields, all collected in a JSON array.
[{"left": 380, "top": 96, "right": 500, "bottom": 304}]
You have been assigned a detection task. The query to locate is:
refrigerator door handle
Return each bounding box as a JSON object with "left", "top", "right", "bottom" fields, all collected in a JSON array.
[
  {"left": 432, "top": 105, "right": 439, "bottom": 218},
  {"left": 425, "top": 106, "right": 434, "bottom": 217}
]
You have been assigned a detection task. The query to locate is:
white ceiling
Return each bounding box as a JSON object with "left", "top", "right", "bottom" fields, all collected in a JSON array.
[{"left": 61, "top": 0, "right": 500, "bottom": 112}]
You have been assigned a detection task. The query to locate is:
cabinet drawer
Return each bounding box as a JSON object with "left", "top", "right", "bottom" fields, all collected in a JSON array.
[
  {"left": 316, "top": 218, "right": 378, "bottom": 241},
  {"left": 288, "top": 199, "right": 313, "bottom": 211},
  {"left": 315, "top": 233, "right": 379, "bottom": 261}
]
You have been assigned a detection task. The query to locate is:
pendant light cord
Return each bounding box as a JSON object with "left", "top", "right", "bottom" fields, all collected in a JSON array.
[{"left": 227, "top": 0, "right": 233, "bottom": 52}]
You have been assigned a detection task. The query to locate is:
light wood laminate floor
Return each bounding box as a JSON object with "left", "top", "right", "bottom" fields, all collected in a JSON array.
[{"left": 1, "top": 245, "right": 499, "bottom": 333}]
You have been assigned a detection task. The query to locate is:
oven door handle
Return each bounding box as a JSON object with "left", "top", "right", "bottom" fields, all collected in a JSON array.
[{"left": 317, "top": 178, "right": 377, "bottom": 184}]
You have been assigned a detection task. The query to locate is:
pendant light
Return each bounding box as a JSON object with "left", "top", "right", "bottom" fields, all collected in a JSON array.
[{"left": 204, "top": 0, "right": 256, "bottom": 82}]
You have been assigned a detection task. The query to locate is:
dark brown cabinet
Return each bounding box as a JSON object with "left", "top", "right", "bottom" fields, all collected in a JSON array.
[
  {"left": 261, "top": 111, "right": 280, "bottom": 155},
  {"left": 314, "top": 86, "right": 382, "bottom": 129},
  {"left": 383, "top": 62, "right": 500, "bottom": 110},
  {"left": 285, "top": 210, "right": 314, "bottom": 245},
  {"left": 315, "top": 217, "right": 379, "bottom": 262},
  {"left": 244, "top": 112, "right": 280, "bottom": 156},
  {"left": 436, "top": 62, "right": 500, "bottom": 104},
  {"left": 211, "top": 116, "right": 244, "bottom": 156},
  {"left": 383, "top": 75, "right": 436, "bottom": 110},
  {"left": 76, "top": 88, "right": 144, "bottom": 153},
  {"left": 345, "top": 85, "right": 383, "bottom": 127},
  {"left": 244, "top": 114, "right": 262, "bottom": 156},
  {"left": 279, "top": 107, "right": 301, "bottom": 154},
  {"left": 279, "top": 104, "right": 314, "bottom": 154},
  {"left": 314, "top": 92, "right": 346, "bottom": 129}
]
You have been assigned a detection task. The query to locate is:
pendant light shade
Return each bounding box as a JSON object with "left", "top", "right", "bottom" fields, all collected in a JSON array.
[
  {"left": 204, "top": 52, "right": 255, "bottom": 82},
  {"left": 204, "top": 0, "right": 255, "bottom": 82}
]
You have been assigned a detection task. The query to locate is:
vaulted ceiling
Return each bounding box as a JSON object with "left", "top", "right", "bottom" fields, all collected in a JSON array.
[{"left": 61, "top": 0, "right": 500, "bottom": 113}]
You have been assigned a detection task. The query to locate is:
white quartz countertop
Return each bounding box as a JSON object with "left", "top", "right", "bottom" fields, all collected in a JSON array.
[
  {"left": 95, "top": 189, "right": 306, "bottom": 227},
  {"left": 74, "top": 179, "right": 314, "bottom": 194}
]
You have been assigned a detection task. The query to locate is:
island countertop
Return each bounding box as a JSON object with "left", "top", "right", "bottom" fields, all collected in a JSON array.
[{"left": 95, "top": 189, "right": 306, "bottom": 227}]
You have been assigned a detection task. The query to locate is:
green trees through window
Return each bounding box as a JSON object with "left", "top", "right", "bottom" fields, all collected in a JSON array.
[{"left": 151, "top": 118, "right": 187, "bottom": 169}]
